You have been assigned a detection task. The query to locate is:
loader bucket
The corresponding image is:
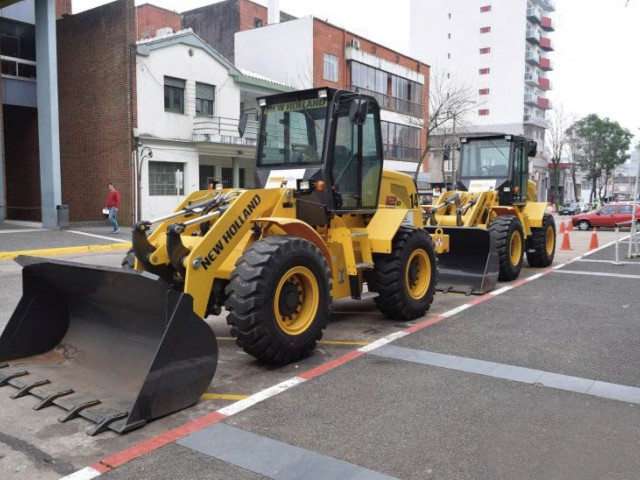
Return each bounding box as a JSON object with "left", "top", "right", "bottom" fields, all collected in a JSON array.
[
  {"left": 424, "top": 226, "right": 499, "bottom": 295},
  {"left": 0, "top": 256, "right": 217, "bottom": 436}
]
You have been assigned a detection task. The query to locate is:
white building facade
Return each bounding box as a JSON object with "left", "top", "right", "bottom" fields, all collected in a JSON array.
[
  {"left": 409, "top": 0, "right": 555, "bottom": 198},
  {"left": 135, "top": 30, "right": 290, "bottom": 219}
]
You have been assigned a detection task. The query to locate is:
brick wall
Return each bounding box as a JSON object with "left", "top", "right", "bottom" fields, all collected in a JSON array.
[
  {"left": 136, "top": 3, "right": 181, "bottom": 40},
  {"left": 3, "top": 105, "right": 41, "bottom": 221},
  {"left": 56, "top": 0, "right": 72, "bottom": 18},
  {"left": 57, "top": 0, "right": 136, "bottom": 224},
  {"left": 312, "top": 19, "right": 430, "bottom": 171},
  {"left": 238, "top": 0, "right": 296, "bottom": 32}
]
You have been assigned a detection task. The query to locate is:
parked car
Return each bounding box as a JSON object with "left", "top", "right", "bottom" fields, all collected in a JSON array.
[
  {"left": 571, "top": 203, "right": 640, "bottom": 230},
  {"left": 558, "top": 202, "right": 582, "bottom": 216}
]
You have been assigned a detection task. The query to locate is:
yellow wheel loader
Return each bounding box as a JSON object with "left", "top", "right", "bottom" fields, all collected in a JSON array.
[
  {"left": 425, "top": 134, "right": 555, "bottom": 290},
  {"left": 1, "top": 88, "right": 461, "bottom": 434}
]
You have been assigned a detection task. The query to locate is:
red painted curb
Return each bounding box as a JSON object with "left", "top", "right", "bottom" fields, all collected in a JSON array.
[
  {"left": 299, "top": 350, "right": 365, "bottom": 380},
  {"left": 100, "top": 411, "right": 227, "bottom": 469}
]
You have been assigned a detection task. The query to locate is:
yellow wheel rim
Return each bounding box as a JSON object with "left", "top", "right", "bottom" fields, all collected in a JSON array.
[
  {"left": 545, "top": 225, "right": 555, "bottom": 255},
  {"left": 405, "top": 250, "right": 431, "bottom": 300},
  {"left": 509, "top": 230, "right": 523, "bottom": 266},
  {"left": 274, "top": 266, "right": 319, "bottom": 336}
]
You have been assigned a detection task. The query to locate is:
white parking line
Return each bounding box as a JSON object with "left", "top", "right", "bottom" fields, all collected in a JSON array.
[
  {"left": 555, "top": 270, "right": 640, "bottom": 279},
  {"left": 67, "top": 230, "right": 130, "bottom": 243}
]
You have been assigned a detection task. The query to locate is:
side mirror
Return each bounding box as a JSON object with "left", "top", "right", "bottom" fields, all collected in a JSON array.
[
  {"left": 527, "top": 140, "right": 537, "bottom": 157},
  {"left": 238, "top": 112, "right": 248, "bottom": 138},
  {"left": 349, "top": 98, "right": 369, "bottom": 125},
  {"left": 443, "top": 146, "right": 451, "bottom": 160}
]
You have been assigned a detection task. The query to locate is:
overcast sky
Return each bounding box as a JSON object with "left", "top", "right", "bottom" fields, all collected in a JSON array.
[{"left": 74, "top": 0, "right": 640, "bottom": 146}]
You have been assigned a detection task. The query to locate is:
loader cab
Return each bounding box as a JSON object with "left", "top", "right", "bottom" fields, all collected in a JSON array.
[
  {"left": 253, "top": 88, "right": 384, "bottom": 225},
  {"left": 457, "top": 134, "right": 536, "bottom": 205}
]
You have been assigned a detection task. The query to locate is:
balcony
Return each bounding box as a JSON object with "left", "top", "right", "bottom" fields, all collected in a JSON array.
[
  {"left": 525, "top": 71, "right": 539, "bottom": 85},
  {"left": 383, "top": 143, "right": 420, "bottom": 161},
  {"left": 347, "top": 85, "right": 389, "bottom": 110},
  {"left": 540, "top": 37, "right": 553, "bottom": 51},
  {"left": 193, "top": 116, "right": 258, "bottom": 146},
  {"left": 1, "top": 56, "right": 37, "bottom": 80},
  {"left": 524, "top": 93, "right": 539, "bottom": 105},
  {"left": 540, "top": 16, "right": 554, "bottom": 31},
  {"left": 541, "top": 0, "right": 556, "bottom": 12},
  {"left": 526, "top": 29, "right": 541, "bottom": 44},
  {"left": 538, "top": 77, "right": 551, "bottom": 90},
  {"left": 527, "top": 7, "right": 542, "bottom": 23},
  {"left": 538, "top": 97, "right": 552, "bottom": 109},
  {"left": 539, "top": 56, "right": 553, "bottom": 71},
  {"left": 524, "top": 114, "right": 550, "bottom": 128},
  {"left": 525, "top": 50, "right": 540, "bottom": 65}
]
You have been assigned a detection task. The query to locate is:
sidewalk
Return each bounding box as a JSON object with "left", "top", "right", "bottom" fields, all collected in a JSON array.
[{"left": 0, "top": 221, "right": 130, "bottom": 259}]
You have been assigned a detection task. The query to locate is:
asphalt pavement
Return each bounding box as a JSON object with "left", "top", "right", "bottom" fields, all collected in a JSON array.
[{"left": 1, "top": 219, "right": 639, "bottom": 480}]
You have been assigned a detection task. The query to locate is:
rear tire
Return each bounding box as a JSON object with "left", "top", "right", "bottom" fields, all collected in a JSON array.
[
  {"left": 526, "top": 213, "right": 556, "bottom": 267},
  {"left": 368, "top": 227, "right": 436, "bottom": 320},
  {"left": 578, "top": 220, "right": 590, "bottom": 231},
  {"left": 225, "top": 236, "right": 331, "bottom": 364},
  {"left": 489, "top": 216, "right": 524, "bottom": 281}
]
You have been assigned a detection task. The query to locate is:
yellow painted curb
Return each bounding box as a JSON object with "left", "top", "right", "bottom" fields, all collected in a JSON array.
[
  {"left": 0, "top": 242, "right": 131, "bottom": 261},
  {"left": 201, "top": 393, "right": 249, "bottom": 401}
]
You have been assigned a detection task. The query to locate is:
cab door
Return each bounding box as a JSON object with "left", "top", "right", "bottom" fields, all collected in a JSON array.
[{"left": 512, "top": 141, "right": 529, "bottom": 204}]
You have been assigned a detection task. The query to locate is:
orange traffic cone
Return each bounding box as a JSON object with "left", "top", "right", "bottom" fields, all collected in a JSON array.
[
  {"left": 566, "top": 217, "right": 574, "bottom": 231},
  {"left": 589, "top": 228, "right": 599, "bottom": 250},
  {"left": 560, "top": 231, "right": 572, "bottom": 250},
  {"left": 559, "top": 218, "right": 566, "bottom": 234}
]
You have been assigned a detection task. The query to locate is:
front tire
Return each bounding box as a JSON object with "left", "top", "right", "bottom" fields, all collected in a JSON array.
[
  {"left": 526, "top": 213, "right": 556, "bottom": 267},
  {"left": 368, "top": 227, "right": 436, "bottom": 321},
  {"left": 225, "top": 236, "right": 331, "bottom": 364},
  {"left": 578, "top": 220, "right": 590, "bottom": 231},
  {"left": 489, "top": 216, "right": 525, "bottom": 281}
]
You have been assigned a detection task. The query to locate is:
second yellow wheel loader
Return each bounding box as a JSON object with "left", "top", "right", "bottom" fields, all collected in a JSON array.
[
  {"left": 1, "top": 87, "right": 469, "bottom": 434},
  {"left": 425, "top": 134, "right": 556, "bottom": 290}
]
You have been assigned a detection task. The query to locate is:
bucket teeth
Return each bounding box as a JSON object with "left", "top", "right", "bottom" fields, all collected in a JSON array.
[
  {"left": 0, "top": 369, "right": 29, "bottom": 387},
  {"left": 87, "top": 411, "right": 129, "bottom": 437},
  {"left": 34, "top": 388, "right": 75, "bottom": 410},
  {"left": 11, "top": 378, "right": 50, "bottom": 399},
  {"left": 58, "top": 399, "right": 101, "bottom": 423}
]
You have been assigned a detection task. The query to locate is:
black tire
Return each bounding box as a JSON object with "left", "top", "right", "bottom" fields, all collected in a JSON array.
[
  {"left": 578, "top": 220, "right": 591, "bottom": 231},
  {"left": 225, "top": 236, "right": 331, "bottom": 365},
  {"left": 368, "top": 227, "right": 436, "bottom": 321},
  {"left": 122, "top": 247, "right": 135, "bottom": 269},
  {"left": 526, "top": 213, "right": 556, "bottom": 267},
  {"left": 489, "top": 215, "right": 525, "bottom": 281}
]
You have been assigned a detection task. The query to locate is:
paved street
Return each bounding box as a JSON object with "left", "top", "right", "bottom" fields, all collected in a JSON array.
[{"left": 0, "top": 220, "right": 639, "bottom": 479}]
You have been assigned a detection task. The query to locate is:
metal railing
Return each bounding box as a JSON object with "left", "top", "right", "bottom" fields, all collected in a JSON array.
[
  {"left": 525, "top": 51, "right": 540, "bottom": 65},
  {"left": 347, "top": 85, "right": 389, "bottom": 109},
  {"left": 524, "top": 71, "right": 539, "bottom": 84},
  {"left": 383, "top": 144, "right": 420, "bottom": 161},
  {"left": 192, "top": 116, "right": 258, "bottom": 146},
  {"left": 347, "top": 85, "right": 423, "bottom": 117},
  {"left": 0, "top": 55, "right": 37, "bottom": 81}
]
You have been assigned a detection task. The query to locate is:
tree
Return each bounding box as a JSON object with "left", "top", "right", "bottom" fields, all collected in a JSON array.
[
  {"left": 546, "top": 104, "right": 573, "bottom": 206},
  {"left": 413, "top": 71, "right": 477, "bottom": 183},
  {"left": 566, "top": 114, "right": 633, "bottom": 202}
]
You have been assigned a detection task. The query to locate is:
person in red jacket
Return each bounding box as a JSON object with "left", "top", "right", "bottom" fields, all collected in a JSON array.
[{"left": 106, "top": 182, "right": 121, "bottom": 233}]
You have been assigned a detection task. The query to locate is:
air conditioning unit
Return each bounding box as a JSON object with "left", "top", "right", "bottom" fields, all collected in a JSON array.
[{"left": 347, "top": 38, "right": 360, "bottom": 49}]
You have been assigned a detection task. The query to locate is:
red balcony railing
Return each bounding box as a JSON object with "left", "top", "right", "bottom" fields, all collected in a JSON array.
[
  {"left": 538, "top": 77, "right": 551, "bottom": 90},
  {"left": 540, "top": 16, "right": 554, "bottom": 31},
  {"left": 540, "top": 37, "right": 553, "bottom": 51},
  {"left": 538, "top": 97, "right": 552, "bottom": 109},
  {"left": 539, "top": 56, "right": 553, "bottom": 71}
]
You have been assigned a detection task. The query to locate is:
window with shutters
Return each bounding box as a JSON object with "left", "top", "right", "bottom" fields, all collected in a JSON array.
[
  {"left": 196, "top": 82, "right": 215, "bottom": 116},
  {"left": 164, "top": 76, "right": 185, "bottom": 114}
]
